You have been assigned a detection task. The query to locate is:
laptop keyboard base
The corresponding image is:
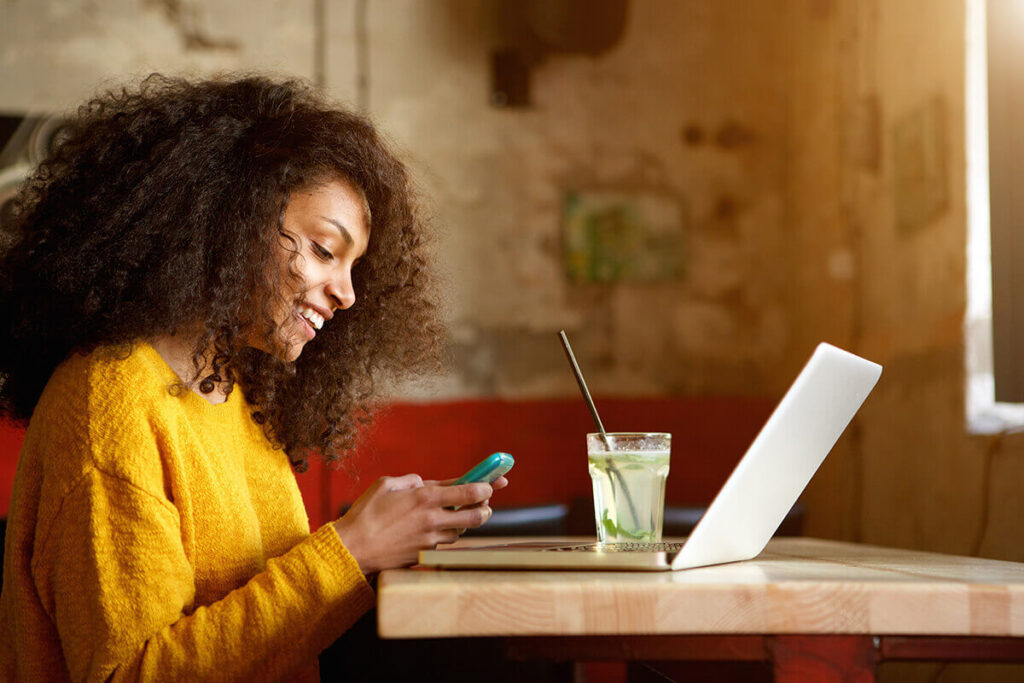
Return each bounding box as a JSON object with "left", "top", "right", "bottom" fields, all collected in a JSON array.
[{"left": 545, "top": 542, "right": 685, "bottom": 553}]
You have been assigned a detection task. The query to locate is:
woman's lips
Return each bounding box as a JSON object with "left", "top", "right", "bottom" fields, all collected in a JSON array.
[{"left": 294, "top": 311, "right": 316, "bottom": 340}]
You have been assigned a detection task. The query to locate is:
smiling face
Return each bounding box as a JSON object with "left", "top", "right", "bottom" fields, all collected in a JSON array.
[{"left": 253, "top": 178, "right": 370, "bottom": 362}]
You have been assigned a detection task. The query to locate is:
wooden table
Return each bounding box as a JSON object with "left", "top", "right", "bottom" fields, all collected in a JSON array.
[{"left": 377, "top": 537, "right": 1024, "bottom": 682}]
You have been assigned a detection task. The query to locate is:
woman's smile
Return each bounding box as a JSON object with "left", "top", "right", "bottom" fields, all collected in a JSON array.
[
  {"left": 298, "top": 304, "right": 325, "bottom": 331},
  {"left": 294, "top": 302, "right": 329, "bottom": 340}
]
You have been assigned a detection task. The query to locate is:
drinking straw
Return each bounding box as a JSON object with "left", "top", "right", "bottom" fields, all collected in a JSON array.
[{"left": 558, "top": 330, "right": 640, "bottom": 531}]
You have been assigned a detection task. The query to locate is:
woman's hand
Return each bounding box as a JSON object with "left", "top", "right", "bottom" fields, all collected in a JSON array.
[
  {"left": 426, "top": 475, "right": 509, "bottom": 491},
  {"left": 332, "top": 474, "right": 503, "bottom": 574}
]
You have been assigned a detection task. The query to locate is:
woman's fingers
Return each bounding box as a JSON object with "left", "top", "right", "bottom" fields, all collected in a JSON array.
[
  {"left": 438, "top": 482, "right": 493, "bottom": 508},
  {"left": 433, "top": 529, "right": 461, "bottom": 546},
  {"left": 442, "top": 504, "right": 492, "bottom": 530},
  {"left": 427, "top": 475, "right": 509, "bottom": 489},
  {"left": 381, "top": 473, "right": 425, "bottom": 491}
]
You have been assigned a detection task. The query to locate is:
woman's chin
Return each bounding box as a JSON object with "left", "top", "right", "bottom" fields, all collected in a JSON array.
[
  {"left": 244, "top": 334, "right": 305, "bottom": 362},
  {"left": 261, "top": 338, "right": 303, "bottom": 362},
  {"left": 278, "top": 335, "right": 307, "bottom": 362}
]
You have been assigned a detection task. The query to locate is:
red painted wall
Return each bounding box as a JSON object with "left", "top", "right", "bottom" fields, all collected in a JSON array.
[
  {"left": 0, "top": 422, "right": 24, "bottom": 516},
  {"left": 2, "top": 397, "right": 776, "bottom": 530},
  {"left": 298, "top": 397, "right": 776, "bottom": 528}
]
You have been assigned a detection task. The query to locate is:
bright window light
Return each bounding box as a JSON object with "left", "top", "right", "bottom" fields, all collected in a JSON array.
[{"left": 964, "top": 0, "right": 1024, "bottom": 433}]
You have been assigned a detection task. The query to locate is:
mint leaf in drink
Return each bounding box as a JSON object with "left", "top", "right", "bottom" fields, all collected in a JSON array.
[
  {"left": 601, "top": 510, "right": 618, "bottom": 538},
  {"left": 617, "top": 525, "right": 652, "bottom": 541}
]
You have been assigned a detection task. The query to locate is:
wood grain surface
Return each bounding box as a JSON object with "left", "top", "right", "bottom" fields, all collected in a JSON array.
[{"left": 376, "top": 537, "right": 1024, "bottom": 639}]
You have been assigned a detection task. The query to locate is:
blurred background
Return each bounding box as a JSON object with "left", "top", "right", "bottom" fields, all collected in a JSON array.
[{"left": 1, "top": 2, "right": 1022, "bottom": 681}]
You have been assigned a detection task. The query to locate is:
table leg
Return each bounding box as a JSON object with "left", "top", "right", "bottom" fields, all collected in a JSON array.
[{"left": 767, "top": 635, "right": 879, "bottom": 683}]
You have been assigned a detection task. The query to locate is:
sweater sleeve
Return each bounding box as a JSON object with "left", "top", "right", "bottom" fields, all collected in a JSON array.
[{"left": 32, "top": 467, "right": 375, "bottom": 683}]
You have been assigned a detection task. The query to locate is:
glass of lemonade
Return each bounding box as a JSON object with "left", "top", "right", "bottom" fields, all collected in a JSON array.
[{"left": 587, "top": 432, "right": 671, "bottom": 544}]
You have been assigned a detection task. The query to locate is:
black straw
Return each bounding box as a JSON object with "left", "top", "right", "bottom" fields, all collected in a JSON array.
[
  {"left": 558, "top": 330, "right": 612, "bottom": 450},
  {"left": 558, "top": 330, "right": 639, "bottom": 529}
]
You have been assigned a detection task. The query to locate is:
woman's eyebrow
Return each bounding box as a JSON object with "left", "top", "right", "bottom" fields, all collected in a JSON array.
[{"left": 319, "top": 216, "right": 354, "bottom": 246}]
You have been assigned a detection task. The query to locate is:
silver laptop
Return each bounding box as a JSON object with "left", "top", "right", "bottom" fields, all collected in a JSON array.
[{"left": 419, "top": 342, "right": 882, "bottom": 571}]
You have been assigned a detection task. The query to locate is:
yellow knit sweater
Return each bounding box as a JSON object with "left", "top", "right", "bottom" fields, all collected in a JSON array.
[{"left": 0, "top": 343, "right": 375, "bottom": 682}]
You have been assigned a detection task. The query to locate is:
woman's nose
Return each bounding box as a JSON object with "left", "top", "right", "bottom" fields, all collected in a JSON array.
[{"left": 325, "top": 276, "right": 356, "bottom": 311}]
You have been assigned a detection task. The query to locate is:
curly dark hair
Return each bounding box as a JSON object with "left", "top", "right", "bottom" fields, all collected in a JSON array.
[{"left": 0, "top": 74, "right": 443, "bottom": 469}]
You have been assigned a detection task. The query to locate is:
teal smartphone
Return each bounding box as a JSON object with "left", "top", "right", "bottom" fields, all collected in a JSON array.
[{"left": 451, "top": 452, "right": 514, "bottom": 485}]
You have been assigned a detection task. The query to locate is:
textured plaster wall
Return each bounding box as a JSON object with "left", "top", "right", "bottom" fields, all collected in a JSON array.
[
  {"left": 342, "top": 0, "right": 792, "bottom": 401},
  {"left": 0, "top": 0, "right": 316, "bottom": 112}
]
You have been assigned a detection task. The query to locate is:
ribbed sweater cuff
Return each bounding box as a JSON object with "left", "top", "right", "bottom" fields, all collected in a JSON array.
[
  {"left": 288, "top": 524, "right": 376, "bottom": 663},
  {"left": 308, "top": 522, "right": 376, "bottom": 604}
]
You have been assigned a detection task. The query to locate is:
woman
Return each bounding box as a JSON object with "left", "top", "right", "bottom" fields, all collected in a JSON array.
[{"left": 0, "top": 75, "right": 504, "bottom": 681}]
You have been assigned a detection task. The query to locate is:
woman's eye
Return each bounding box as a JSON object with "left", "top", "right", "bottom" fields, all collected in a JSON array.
[{"left": 312, "top": 242, "right": 334, "bottom": 261}]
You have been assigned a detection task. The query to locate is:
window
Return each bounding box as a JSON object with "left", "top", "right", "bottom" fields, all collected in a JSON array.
[{"left": 965, "top": 0, "right": 1024, "bottom": 432}]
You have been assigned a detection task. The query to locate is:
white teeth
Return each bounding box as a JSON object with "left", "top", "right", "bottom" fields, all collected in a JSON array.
[{"left": 298, "top": 306, "right": 324, "bottom": 331}]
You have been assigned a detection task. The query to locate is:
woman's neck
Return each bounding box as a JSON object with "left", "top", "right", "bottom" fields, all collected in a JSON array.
[{"left": 149, "top": 333, "right": 230, "bottom": 405}]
